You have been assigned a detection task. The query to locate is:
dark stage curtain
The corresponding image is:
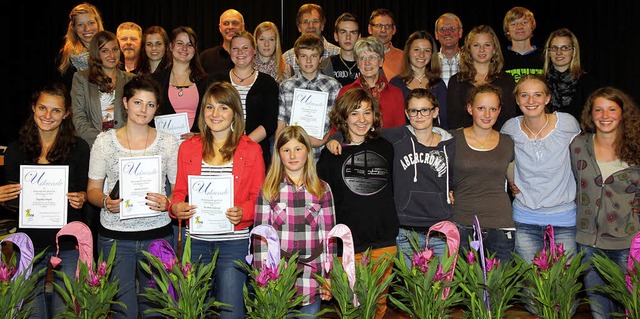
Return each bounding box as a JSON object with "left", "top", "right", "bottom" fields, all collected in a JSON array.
[{"left": 5, "top": 0, "right": 638, "bottom": 145}]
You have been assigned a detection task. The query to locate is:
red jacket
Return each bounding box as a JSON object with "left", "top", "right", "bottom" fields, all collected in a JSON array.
[
  {"left": 338, "top": 75, "right": 406, "bottom": 128},
  {"left": 170, "top": 134, "right": 265, "bottom": 231}
]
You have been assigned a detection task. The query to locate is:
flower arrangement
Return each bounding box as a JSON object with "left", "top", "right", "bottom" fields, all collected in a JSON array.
[
  {"left": 455, "top": 248, "right": 525, "bottom": 318},
  {"left": 238, "top": 251, "right": 307, "bottom": 318},
  {"left": 514, "top": 225, "right": 588, "bottom": 319},
  {"left": 316, "top": 248, "right": 395, "bottom": 319},
  {"left": 54, "top": 241, "right": 124, "bottom": 319},
  {"left": 390, "top": 245, "right": 462, "bottom": 319},
  {"left": 140, "top": 236, "right": 227, "bottom": 319},
  {"left": 0, "top": 245, "right": 46, "bottom": 319},
  {"left": 591, "top": 249, "right": 640, "bottom": 318},
  {"left": 389, "top": 222, "right": 463, "bottom": 319}
]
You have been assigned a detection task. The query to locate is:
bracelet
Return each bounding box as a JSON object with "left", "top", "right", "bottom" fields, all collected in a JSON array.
[{"left": 102, "top": 195, "right": 110, "bottom": 212}]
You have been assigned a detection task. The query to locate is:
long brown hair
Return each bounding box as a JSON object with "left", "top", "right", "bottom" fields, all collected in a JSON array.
[
  {"left": 198, "top": 82, "right": 245, "bottom": 162},
  {"left": 88, "top": 30, "right": 119, "bottom": 92},
  {"left": 581, "top": 87, "right": 640, "bottom": 165},
  {"left": 20, "top": 83, "right": 78, "bottom": 163},
  {"left": 262, "top": 126, "right": 326, "bottom": 201},
  {"left": 398, "top": 30, "right": 442, "bottom": 88}
]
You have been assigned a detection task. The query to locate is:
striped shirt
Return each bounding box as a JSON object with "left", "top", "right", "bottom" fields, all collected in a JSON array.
[
  {"left": 188, "top": 161, "right": 250, "bottom": 242},
  {"left": 253, "top": 178, "right": 335, "bottom": 305},
  {"left": 231, "top": 74, "right": 255, "bottom": 123}
]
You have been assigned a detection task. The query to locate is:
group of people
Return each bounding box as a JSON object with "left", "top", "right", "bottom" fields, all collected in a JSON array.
[{"left": 0, "top": 2, "right": 638, "bottom": 319}]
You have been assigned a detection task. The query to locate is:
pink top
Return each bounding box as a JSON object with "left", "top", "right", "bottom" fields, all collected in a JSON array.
[{"left": 168, "top": 85, "right": 199, "bottom": 128}]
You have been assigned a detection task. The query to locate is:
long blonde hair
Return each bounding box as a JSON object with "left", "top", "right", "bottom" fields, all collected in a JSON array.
[
  {"left": 253, "top": 21, "right": 286, "bottom": 82},
  {"left": 261, "top": 126, "right": 326, "bottom": 201},
  {"left": 58, "top": 3, "right": 104, "bottom": 75},
  {"left": 458, "top": 25, "right": 504, "bottom": 84}
]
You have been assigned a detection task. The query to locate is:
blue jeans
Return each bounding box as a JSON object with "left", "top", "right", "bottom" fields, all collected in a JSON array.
[
  {"left": 28, "top": 249, "right": 79, "bottom": 319},
  {"left": 98, "top": 234, "right": 173, "bottom": 319},
  {"left": 578, "top": 244, "right": 628, "bottom": 319},
  {"left": 514, "top": 222, "right": 577, "bottom": 316},
  {"left": 514, "top": 222, "right": 576, "bottom": 263},
  {"left": 289, "top": 299, "right": 322, "bottom": 318},
  {"left": 458, "top": 224, "right": 515, "bottom": 263},
  {"left": 396, "top": 227, "right": 447, "bottom": 268},
  {"left": 190, "top": 237, "right": 248, "bottom": 319}
]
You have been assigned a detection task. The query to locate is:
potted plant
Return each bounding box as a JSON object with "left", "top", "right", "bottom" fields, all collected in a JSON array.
[{"left": 139, "top": 236, "right": 227, "bottom": 319}]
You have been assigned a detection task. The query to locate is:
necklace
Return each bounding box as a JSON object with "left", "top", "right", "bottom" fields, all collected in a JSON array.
[
  {"left": 231, "top": 68, "right": 255, "bottom": 83},
  {"left": 339, "top": 55, "right": 357, "bottom": 74},
  {"left": 125, "top": 126, "right": 150, "bottom": 156},
  {"left": 412, "top": 73, "right": 426, "bottom": 84},
  {"left": 171, "top": 70, "right": 191, "bottom": 97},
  {"left": 522, "top": 114, "right": 550, "bottom": 140},
  {"left": 472, "top": 130, "right": 492, "bottom": 149},
  {"left": 350, "top": 138, "right": 365, "bottom": 145}
]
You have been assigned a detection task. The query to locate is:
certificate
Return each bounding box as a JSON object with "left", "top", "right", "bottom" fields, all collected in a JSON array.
[
  {"left": 19, "top": 165, "right": 69, "bottom": 229},
  {"left": 119, "top": 155, "right": 162, "bottom": 219},
  {"left": 188, "top": 175, "right": 234, "bottom": 234},
  {"left": 289, "top": 88, "right": 329, "bottom": 139},
  {"left": 154, "top": 113, "right": 190, "bottom": 143}
]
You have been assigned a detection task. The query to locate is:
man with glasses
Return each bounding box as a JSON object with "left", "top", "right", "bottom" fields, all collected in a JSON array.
[
  {"left": 368, "top": 8, "right": 403, "bottom": 80},
  {"left": 434, "top": 13, "right": 463, "bottom": 87},
  {"left": 282, "top": 3, "right": 340, "bottom": 78},
  {"left": 502, "top": 6, "right": 544, "bottom": 82},
  {"left": 200, "top": 9, "right": 245, "bottom": 78}
]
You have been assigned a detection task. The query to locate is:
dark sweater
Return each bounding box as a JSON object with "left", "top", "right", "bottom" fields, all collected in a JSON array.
[
  {"left": 4, "top": 138, "right": 90, "bottom": 252},
  {"left": 317, "top": 137, "right": 399, "bottom": 253}
]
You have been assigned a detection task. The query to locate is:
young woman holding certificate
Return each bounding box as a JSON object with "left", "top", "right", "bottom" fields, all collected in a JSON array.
[
  {"left": 2, "top": 82, "right": 90, "bottom": 319},
  {"left": 85, "top": 75, "right": 178, "bottom": 319},
  {"left": 170, "top": 81, "right": 265, "bottom": 319}
]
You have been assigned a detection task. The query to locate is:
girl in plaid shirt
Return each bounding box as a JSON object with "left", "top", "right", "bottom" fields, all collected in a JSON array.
[{"left": 253, "top": 125, "right": 336, "bottom": 318}]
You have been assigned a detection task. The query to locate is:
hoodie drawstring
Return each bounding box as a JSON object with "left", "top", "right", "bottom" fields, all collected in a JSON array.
[
  {"left": 444, "top": 144, "right": 451, "bottom": 204},
  {"left": 410, "top": 137, "right": 418, "bottom": 183}
]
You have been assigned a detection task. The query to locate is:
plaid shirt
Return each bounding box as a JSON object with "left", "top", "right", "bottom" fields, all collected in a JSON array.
[
  {"left": 439, "top": 50, "right": 460, "bottom": 87},
  {"left": 253, "top": 178, "right": 336, "bottom": 305},
  {"left": 278, "top": 73, "right": 342, "bottom": 161}
]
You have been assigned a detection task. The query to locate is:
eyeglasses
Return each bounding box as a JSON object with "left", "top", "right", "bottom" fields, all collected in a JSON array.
[
  {"left": 547, "top": 45, "right": 574, "bottom": 52},
  {"left": 437, "top": 26, "right": 458, "bottom": 33},
  {"left": 407, "top": 108, "right": 435, "bottom": 117},
  {"left": 370, "top": 23, "right": 394, "bottom": 30},
  {"left": 302, "top": 19, "right": 320, "bottom": 25},
  {"left": 358, "top": 54, "right": 380, "bottom": 63}
]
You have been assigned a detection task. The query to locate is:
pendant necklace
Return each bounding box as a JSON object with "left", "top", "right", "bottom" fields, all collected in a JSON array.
[
  {"left": 474, "top": 131, "right": 492, "bottom": 149},
  {"left": 231, "top": 68, "right": 255, "bottom": 83},
  {"left": 522, "top": 114, "right": 549, "bottom": 140},
  {"left": 171, "top": 70, "right": 191, "bottom": 97},
  {"left": 339, "top": 55, "right": 357, "bottom": 74}
]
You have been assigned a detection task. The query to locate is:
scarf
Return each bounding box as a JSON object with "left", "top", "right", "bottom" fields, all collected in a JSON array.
[
  {"left": 547, "top": 68, "right": 578, "bottom": 113},
  {"left": 359, "top": 75, "right": 387, "bottom": 99}
]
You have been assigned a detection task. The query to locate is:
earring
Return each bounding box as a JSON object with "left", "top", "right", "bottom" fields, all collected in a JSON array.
[
  {"left": 230, "top": 122, "right": 234, "bottom": 132},
  {"left": 370, "top": 127, "right": 375, "bottom": 132}
]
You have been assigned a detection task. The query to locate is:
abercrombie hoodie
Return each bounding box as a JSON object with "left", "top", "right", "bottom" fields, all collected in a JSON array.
[
  {"left": 382, "top": 125, "right": 456, "bottom": 230},
  {"left": 327, "top": 126, "right": 456, "bottom": 231}
]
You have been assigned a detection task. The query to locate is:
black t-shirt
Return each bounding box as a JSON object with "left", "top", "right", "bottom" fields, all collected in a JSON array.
[{"left": 325, "top": 54, "right": 360, "bottom": 87}]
